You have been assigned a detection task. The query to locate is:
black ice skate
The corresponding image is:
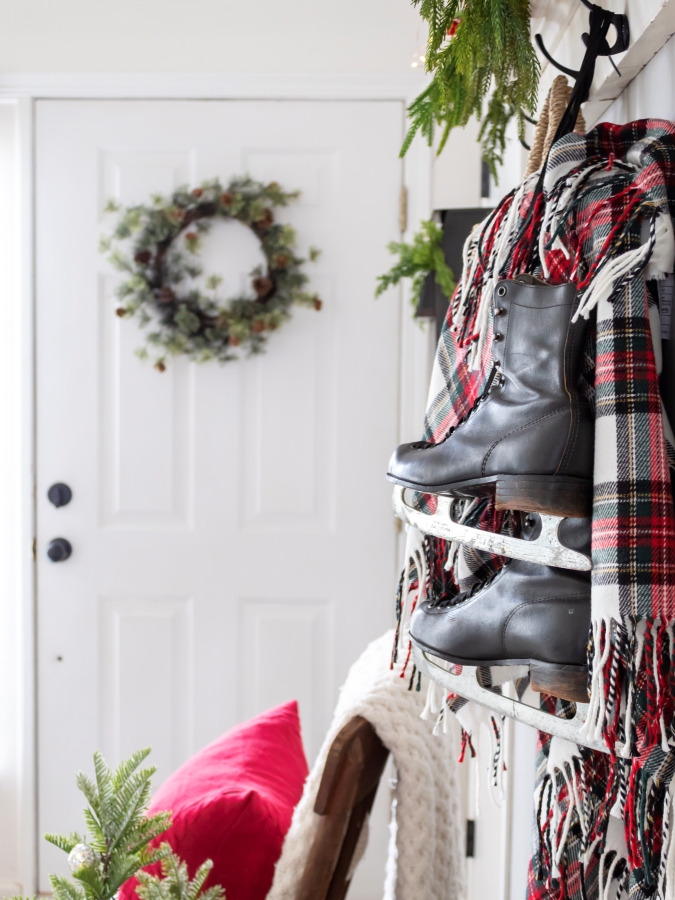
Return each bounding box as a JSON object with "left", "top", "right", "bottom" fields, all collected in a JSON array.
[
  {"left": 409, "top": 514, "right": 608, "bottom": 753},
  {"left": 388, "top": 276, "right": 594, "bottom": 520},
  {"left": 410, "top": 520, "right": 590, "bottom": 702}
]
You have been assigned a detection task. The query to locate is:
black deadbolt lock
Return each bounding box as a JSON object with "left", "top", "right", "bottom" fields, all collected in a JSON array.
[
  {"left": 48, "top": 483, "right": 72, "bottom": 508},
  {"left": 46, "top": 538, "right": 72, "bottom": 562}
]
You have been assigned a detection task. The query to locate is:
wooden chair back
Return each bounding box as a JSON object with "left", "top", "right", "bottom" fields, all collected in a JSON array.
[{"left": 295, "top": 716, "right": 389, "bottom": 900}]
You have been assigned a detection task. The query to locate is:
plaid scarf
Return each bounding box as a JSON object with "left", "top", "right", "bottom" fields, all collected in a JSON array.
[{"left": 395, "top": 120, "right": 675, "bottom": 898}]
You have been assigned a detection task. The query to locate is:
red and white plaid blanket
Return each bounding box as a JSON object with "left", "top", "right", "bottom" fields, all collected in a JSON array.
[{"left": 395, "top": 120, "right": 675, "bottom": 899}]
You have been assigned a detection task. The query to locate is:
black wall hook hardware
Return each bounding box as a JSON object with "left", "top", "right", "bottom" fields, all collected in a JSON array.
[
  {"left": 535, "top": 34, "right": 580, "bottom": 79},
  {"left": 535, "top": 1, "right": 629, "bottom": 82},
  {"left": 523, "top": 0, "right": 630, "bottom": 272}
]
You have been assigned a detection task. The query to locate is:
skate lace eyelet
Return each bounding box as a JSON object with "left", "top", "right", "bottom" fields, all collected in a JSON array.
[
  {"left": 495, "top": 306, "right": 506, "bottom": 316},
  {"left": 494, "top": 333, "right": 503, "bottom": 342},
  {"left": 497, "top": 285, "right": 507, "bottom": 297}
]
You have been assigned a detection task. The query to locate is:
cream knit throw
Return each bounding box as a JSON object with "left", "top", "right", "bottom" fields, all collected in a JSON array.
[{"left": 266, "top": 630, "right": 466, "bottom": 900}]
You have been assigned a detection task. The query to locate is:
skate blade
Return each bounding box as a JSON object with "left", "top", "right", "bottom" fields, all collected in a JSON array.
[
  {"left": 393, "top": 486, "right": 591, "bottom": 572},
  {"left": 413, "top": 645, "right": 608, "bottom": 754}
]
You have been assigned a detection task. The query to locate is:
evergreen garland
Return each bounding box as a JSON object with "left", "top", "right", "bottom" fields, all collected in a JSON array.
[
  {"left": 136, "top": 851, "right": 224, "bottom": 900},
  {"left": 45, "top": 749, "right": 172, "bottom": 900},
  {"left": 403, "top": 0, "right": 539, "bottom": 178},
  {"left": 100, "top": 177, "right": 321, "bottom": 370},
  {"left": 376, "top": 219, "right": 455, "bottom": 311}
]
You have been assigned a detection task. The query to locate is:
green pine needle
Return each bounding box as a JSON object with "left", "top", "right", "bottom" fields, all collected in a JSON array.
[
  {"left": 136, "top": 849, "right": 225, "bottom": 900},
  {"left": 376, "top": 219, "right": 455, "bottom": 312},
  {"left": 404, "top": 0, "right": 539, "bottom": 179},
  {"left": 45, "top": 749, "right": 172, "bottom": 900}
]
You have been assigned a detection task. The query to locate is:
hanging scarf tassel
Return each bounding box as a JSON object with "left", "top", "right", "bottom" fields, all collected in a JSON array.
[
  {"left": 390, "top": 523, "right": 428, "bottom": 679},
  {"left": 533, "top": 738, "right": 589, "bottom": 888},
  {"left": 659, "top": 778, "right": 675, "bottom": 899},
  {"left": 580, "top": 613, "right": 675, "bottom": 762},
  {"left": 573, "top": 213, "right": 658, "bottom": 322},
  {"left": 580, "top": 617, "right": 614, "bottom": 745}
]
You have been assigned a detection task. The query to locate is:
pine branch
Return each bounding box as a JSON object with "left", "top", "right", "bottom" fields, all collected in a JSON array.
[
  {"left": 404, "top": 0, "right": 539, "bottom": 178},
  {"left": 45, "top": 750, "right": 172, "bottom": 900},
  {"left": 376, "top": 219, "right": 455, "bottom": 312},
  {"left": 136, "top": 850, "right": 225, "bottom": 900},
  {"left": 45, "top": 833, "right": 86, "bottom": 854},
  {"left": 50, "top": 876, "right": 86, "bottom": 900}
]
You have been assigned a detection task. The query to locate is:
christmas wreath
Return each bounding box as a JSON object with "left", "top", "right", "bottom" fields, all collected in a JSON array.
[{"left": 100, "top": 176, "right": 321, "bottom": 371}]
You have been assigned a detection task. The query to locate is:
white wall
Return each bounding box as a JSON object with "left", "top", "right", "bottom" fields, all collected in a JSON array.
[
  {"left": 603, "top": 31, "right": 675, "bottom": 124},
  {"left": 0, "top": 0, "right": 424, "bottom": 74},
  {"left": 0, "top": 98, "right": 33, "bottom": 897},
  {"left": 432, "top": 118, "right": 484, "bottom": 210}
]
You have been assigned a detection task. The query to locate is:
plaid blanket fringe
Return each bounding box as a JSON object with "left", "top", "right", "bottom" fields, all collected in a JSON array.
[{"left": 393, "top": 120, "right": 675, "bottom": 898}]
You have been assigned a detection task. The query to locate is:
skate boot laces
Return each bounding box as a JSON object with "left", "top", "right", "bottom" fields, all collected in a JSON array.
[
  {"left": 410, "top": 364, "right": 504, "bottom": 451},
  {"left": 428, "top": 559, "right": 511, "bottom": 609}
]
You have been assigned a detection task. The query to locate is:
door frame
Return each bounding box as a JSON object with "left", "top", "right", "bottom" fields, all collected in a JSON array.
[{"left": 1, "top": 72, "right": 434, "bottom": 894}]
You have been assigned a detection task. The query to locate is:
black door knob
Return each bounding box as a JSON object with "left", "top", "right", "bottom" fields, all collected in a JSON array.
[
  {"left": 48, "top": 483, "right": 72, "bottom": 508},
  {"left": 46, "top": 538, "right": 72, "bottom": 562}
]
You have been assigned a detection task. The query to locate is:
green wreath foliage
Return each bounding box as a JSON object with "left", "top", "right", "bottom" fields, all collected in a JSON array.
[{"left": 100, "top": 176, "right": 321, "bottom": 370}]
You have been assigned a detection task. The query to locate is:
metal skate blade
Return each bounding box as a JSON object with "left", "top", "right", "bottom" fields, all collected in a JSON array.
[
  {"left": 393, "top": 486, "right": 591, "bottom": 571},
  {"left": 413, "top": 645, "right": 608, "bottom": 753}
]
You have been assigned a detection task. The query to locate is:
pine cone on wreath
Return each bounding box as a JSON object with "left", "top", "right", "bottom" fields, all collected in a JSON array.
[
  {"left": 253, "top": 276, "right": 273, "bottom": 298},
  {"left": 102, "top": 175, "right": 320, "bottom": 366},
  {"left": 158, "top": 286, "right": 176, "bottom": 304},
  {"left": 255, "top": 208, "right": 274, "bottom": 229}
]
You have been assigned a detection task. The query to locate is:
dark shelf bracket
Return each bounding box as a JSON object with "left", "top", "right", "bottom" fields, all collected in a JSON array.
[{"left": 535, "top": 1, "right": 629, "bottom": 83}]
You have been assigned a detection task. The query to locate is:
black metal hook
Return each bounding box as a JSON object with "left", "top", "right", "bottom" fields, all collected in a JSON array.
[
  {"left": 535, "top": 0, "right": 629, "bottom": 81},
  {"left": 580, "top": 3, "right": 629, "bottom": 56},
  {"left": 534, "top": 33, "right": 580, "bottom": 79}
]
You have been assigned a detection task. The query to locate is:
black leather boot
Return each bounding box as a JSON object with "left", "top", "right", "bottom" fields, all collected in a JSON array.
[
  {"left": 410, "top": 514, "right": 591, "bottom": 702},
  {"left": 387, "top": 277, "right": 594, "bottom": 518}
]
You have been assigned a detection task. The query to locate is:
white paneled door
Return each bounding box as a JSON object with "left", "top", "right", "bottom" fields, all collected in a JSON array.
[{"left": 35, "top": 99, "right": 402, "bottom": 889}]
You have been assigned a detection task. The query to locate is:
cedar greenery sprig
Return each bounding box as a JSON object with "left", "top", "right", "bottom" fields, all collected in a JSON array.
[
  {"left": 136, "top": 850, "right": 225, "bottom": 900},
  {"left": 100, "top": 176, "right": 322, "bottom": 370},
  {"left": 376, "top": 219, "right": 455, "bottom": 311},
  {"left": 403, "top": 0, "right": 539, "bottom": 178},
  {"left": 45, "top": 749, "right": 172, "bottom": 900}
]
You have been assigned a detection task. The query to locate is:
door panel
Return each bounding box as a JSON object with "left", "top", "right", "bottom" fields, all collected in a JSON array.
[{"left": 36, "top": 99, "right": 402, "bottom": 891}]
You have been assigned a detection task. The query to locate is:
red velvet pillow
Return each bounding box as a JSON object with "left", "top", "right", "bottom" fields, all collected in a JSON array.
[{"left": 119, "top": 701, "right": 308, "bottom": 900}]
